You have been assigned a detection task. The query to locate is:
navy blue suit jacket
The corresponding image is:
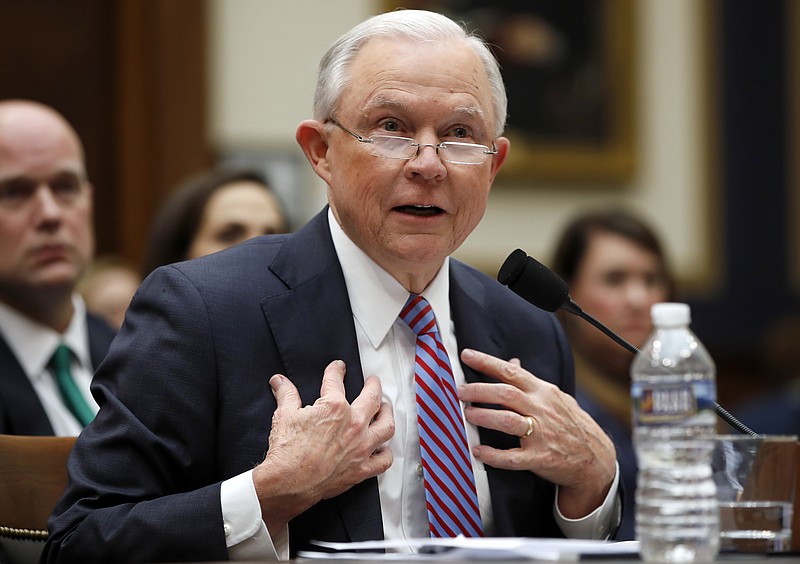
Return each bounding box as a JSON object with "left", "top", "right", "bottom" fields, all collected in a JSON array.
[
  {"left": 0, "top": 312, "right": 115, "bottom": 435},
  {"left": 44, "top": 209, "right": 575, "bottom": 562}
]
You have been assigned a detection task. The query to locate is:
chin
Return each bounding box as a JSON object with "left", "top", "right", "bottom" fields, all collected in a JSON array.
[
  {"left": 393, "top": 237, "right": 451, "bottom": 263},
  {"left": 34, "top": 267, "right": 80, "bottom": 290}
]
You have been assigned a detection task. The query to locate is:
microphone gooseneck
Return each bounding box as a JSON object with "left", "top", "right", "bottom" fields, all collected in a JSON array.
[
  {"left": 498, "top": 250, "right": 638, "bottom": 353},
  {"left": 498, "top": 248, "right": 759, "bottom": 437}
]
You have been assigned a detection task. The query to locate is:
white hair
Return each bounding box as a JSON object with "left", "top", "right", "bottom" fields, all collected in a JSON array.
[{"left": 313, "top": 9, "right": 508, "bottom": 137}]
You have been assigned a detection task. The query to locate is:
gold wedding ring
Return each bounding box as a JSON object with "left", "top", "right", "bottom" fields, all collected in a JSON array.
[{"left": 521, "top": 415, "right": 535, "bottom": 439}]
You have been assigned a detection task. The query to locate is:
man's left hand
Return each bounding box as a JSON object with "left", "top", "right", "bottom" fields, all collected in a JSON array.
[{"left": 457, "top": 348, "right": 616, "bottom": 519}]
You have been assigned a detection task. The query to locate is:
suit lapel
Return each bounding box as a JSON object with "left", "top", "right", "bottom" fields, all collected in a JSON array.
[
  {"left": 260, "top": 210, "right": 383, "bottom": 542},
  {"left": 450, "top": 262, "right": 559, "bottom": 537},
  {"left": 449, "top": 261, "right": 521, "bottom": 451},
  {"left": 0, "top": 335, "right": 54, "bottom": 435},
  {"left": 449, "top": 261, "right": 506, "bottom": 384},
  {"left": 260, "top": 210, "right": 365, "bottom": 404}
]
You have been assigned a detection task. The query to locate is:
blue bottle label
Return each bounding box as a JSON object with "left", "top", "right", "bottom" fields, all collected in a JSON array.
[
  {"left": 638, "top": 384, "right": 695, "bottom": 422},
  {"left": 632, "top": 379, "right": 716, "bottom": 426}
]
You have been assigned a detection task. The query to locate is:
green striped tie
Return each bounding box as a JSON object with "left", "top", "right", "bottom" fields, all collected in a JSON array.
[{"left": 50, "top": 344, "right": 94, "bottom": 427}]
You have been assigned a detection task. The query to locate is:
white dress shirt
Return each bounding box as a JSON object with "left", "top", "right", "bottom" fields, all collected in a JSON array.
[
  {"left": 0, "top": 295, "right": 99, "bottom": 436},
  {"left": 221, "top": 209, "right": 620, "bottom": 560}
]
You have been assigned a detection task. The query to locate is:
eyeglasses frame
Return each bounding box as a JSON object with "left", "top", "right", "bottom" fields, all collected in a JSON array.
[{"left": 327, "top": 117, "right": 498, "bottom": 165}]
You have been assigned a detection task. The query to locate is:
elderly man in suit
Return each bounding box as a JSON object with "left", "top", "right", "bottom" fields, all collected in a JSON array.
[
  {"left": 45, "top": 10, "right": 619, "bottom": 562},
  {"left": 0, "top": 100, "right": 115, "bottom": 436}
]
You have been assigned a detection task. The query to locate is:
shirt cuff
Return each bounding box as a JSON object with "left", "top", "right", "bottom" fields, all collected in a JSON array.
[
  {"left": 553, "top": 461, "right": 621, "bottom": 540},
  {"left": 220, "top": 469, "right": 290, "bottom": 560}
]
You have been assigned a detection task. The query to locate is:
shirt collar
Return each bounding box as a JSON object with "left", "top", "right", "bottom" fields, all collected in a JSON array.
[
  {"left": 327, "top": 208, "right": 452, "bottom": 349},
  {"left": 0, "top": 295, "right": 91, "bottom": 379}
]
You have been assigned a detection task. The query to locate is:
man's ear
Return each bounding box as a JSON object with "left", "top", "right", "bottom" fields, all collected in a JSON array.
[
  {"left": 488, "top": 136, "right": 510, "bottom": 185},
  {"left": 296, "top": 120, "right": 332, "bottom": 184}
]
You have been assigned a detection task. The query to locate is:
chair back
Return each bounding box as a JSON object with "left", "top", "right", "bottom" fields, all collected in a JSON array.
[{"left": 0, "top": 434, "right": 75, "bottom": 540}]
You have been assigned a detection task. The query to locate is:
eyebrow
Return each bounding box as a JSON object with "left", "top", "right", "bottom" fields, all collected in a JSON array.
[
  {"left": 0, "top": 169, "right": 86, "bottom": 185},
  {"left": 452, "top": 106, "right": 485, "bottom": 120},
  {"left": 360, "top": 97, "right": 408, "bottom": 115}
]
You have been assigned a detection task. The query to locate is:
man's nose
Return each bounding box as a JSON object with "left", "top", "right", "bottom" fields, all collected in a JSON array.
[
  {"left": 35, "top": 185, "right": 64, "bottom": 220},
  {"left": 406, "top": 141, "right": 447, "bottom": 180}
]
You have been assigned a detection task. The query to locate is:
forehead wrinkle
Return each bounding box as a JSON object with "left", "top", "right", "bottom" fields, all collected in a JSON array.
[
  {"left": 359, "top": 97, "right": 485, "bottom": 122},
  {"left": 360, "top": 96, "right": 408, "bottom": 114}
]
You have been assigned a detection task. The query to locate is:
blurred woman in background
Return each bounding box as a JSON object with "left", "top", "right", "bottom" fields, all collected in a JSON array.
[
  {"left": 550, "top": 207, "right": 674, "bottom": 540},
  {"left": 142, "top": 167, "right": 289, "bottom": 277}
]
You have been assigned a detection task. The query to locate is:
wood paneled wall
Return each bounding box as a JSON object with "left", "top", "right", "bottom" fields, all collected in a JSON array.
[{"left": 0, "top": 0, "right": 211, "bottom": 269}]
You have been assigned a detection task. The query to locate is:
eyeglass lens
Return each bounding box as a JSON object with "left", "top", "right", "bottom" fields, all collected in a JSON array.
[{"left": 370, "top": 136, "right": 489, "bottom": 164}]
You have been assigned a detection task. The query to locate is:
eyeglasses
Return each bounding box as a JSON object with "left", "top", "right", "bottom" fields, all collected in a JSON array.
[{"left": 328, "top": 118, "right": 498, "bottom": 165}]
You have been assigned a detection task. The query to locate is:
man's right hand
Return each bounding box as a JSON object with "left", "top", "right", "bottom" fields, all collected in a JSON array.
[{"left": 252, "top": 360, "right": 394, "bottom": 535}]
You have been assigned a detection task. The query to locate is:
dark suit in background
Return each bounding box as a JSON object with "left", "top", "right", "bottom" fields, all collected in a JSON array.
[{"left": 0, "top": 313, "right": 115, "bottom": 435}]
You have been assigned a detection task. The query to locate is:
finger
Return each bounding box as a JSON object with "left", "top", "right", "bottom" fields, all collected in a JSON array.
[
  {"left": 366, "top": 446, "right": 394, "bottom": 476},
  {"left": 356, "top": 383, "right": 395, "bottom": 450},
  {"left": 458, "top": 380, "right": 528, "bottom": 412},
  {"left": 323, "top": 446, "right": 395, "bottom": 501},
  {"left": 370, "top": 397, "right": 393, "bottom": 425},
  {"left": 509, "top": 357, "right": 521, "bottom": 367},
  {"left": 368, "top": 400, "right": 395, "bottom": 444},
  {"left": 350, "top": 375, "right": 384, "bottom": 418},
  {"left": 270, "top": 374, "right": 301, "bottom": 411},
  {"left": 460, "top": 348, "right": 537, "bottom": 392},
  {"left": 520, "top": 415, "right": 536, "bottom": 439},
  {"left": 318, "top": 359, "right": 347, "bottom": 398},
  {"left": 471, "top": 443, "right": 527, "bottom": 472},
  {"left": 464, "top": 405, "right": 532, "bottom": 438}
]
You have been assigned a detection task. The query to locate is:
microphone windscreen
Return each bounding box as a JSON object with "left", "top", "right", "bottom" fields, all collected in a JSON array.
[{"left": 497, "top": 249, "right": 570, "bottom": 313}]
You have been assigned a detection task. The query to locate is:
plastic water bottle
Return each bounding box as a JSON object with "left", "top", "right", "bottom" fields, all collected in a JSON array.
[{"left": 631, "top": 302, "right": 719, "bottom": 562}]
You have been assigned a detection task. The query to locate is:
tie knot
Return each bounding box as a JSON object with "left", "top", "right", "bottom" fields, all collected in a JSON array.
[
  {"left": 400, "top": 294, "right": 439, "bottom": 336},
  {"left": 50, "top": 343, "right": 72, "bottom": 371}
]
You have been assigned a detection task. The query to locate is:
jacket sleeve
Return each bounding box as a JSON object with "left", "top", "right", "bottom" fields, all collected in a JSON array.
[{"left": 43, "top": 265, "right": 231, "bottom": 563}]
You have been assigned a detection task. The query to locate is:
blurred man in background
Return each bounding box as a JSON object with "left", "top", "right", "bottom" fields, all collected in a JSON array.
[{"left": 0, "top": 99, "right": 114, "bottom": 435}]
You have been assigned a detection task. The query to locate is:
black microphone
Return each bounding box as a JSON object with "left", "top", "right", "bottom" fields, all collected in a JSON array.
[{"left": 498, "top": 248, "right": 758, "bottom": 437}]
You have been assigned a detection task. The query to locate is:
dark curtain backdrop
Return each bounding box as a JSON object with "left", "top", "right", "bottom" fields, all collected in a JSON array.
[{"left": 688, "top": 0, "right": 796, "bottom": 409}]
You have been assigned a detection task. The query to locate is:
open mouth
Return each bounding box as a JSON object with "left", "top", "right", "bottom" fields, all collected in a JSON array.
[{"left": 394, "top": 204, "right": 443, "bottom": 217}]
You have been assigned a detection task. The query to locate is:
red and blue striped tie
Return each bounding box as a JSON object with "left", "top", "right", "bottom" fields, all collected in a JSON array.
[{"left": 400, "top": 294, "right": 483, "bottom": 538}]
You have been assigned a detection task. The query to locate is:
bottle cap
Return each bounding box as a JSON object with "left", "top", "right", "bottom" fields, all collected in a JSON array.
[{"left": 651, "top": 302, "right": 690, "bottom": 327}]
